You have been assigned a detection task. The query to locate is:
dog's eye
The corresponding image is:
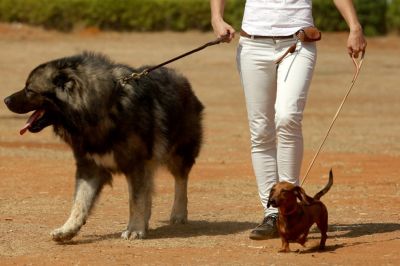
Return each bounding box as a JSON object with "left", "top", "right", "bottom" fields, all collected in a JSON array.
[{"left": 25, "top": 87, "right": 37, "bottom": 96}]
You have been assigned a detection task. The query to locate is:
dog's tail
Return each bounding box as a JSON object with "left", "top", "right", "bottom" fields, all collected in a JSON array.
[{"left": 313, "top": 169, "right": 333, "bottom": 200}]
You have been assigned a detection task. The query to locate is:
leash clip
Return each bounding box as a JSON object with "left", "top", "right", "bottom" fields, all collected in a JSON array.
[{"left": 120, "top": 69, "right": 149, "bottom": 85}]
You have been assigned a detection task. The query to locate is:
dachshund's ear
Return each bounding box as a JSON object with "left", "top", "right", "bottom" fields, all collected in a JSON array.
[{"left": 293, "top": 186, "right": 312, "bottom": 205}]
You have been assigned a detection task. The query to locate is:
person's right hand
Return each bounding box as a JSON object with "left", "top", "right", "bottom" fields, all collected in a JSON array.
[{"left": 211, "top": 18, "right": 235, "bottom": 43}]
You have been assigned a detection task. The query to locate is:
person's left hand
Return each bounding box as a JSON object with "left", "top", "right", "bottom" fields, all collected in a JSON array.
[{"left": 347, "top": 27, "right": 367, "bottom": 58}]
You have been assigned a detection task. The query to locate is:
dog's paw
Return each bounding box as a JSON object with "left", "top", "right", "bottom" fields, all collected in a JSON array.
[
  {"left": 170, "top": 215, "right": 188, "bottom": 225},
  {"left": 121, "top": 229, "right": 146, "bottom": 240},
  {"left": 51, "top": 227, "right": 76, "bottom": 242},
  {"left": 170, "top": 213, "right": 188, "bottom": 225}
]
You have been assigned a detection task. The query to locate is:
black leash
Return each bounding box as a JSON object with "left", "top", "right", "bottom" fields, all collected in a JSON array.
[{"left": 121, "top": 34, "right": 229, "bottom": 84}]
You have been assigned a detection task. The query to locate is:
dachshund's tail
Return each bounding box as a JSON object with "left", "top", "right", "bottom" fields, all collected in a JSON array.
[{"left": 313, "top": 169, "right": 333, "bottom": 200}]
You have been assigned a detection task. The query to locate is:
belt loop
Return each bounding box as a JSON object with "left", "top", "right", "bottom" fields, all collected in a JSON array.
[{"left": 251, "top": 35, "right": 254, "bottom": 40}]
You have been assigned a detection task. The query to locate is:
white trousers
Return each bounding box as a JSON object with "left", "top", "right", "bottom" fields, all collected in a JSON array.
[{"left": 236, "top": 36, "right": 317, "bottom": 217}]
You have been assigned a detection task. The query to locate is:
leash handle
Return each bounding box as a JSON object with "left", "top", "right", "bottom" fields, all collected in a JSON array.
[
  {"left": 351, "top": 51, "right": 365, "bottom": 83},
  {"left": 300, "top": 52, "right": 365, "bottom": 186},
  {"left": 208, "top": 33, "right": 231, "bottom": 45}
]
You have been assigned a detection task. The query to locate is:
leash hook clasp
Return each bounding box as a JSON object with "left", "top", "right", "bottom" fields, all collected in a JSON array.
[{"left": 120, "top": 69, "right": 149, "bottom": 85}]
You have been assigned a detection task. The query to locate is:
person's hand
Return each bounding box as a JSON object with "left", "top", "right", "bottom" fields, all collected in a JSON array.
[
  {"left": 211, "top": 18, "right": 235, "bottom": 43},
  {"left": 347, "top": 27, "right": 367, "bottom": 58}
]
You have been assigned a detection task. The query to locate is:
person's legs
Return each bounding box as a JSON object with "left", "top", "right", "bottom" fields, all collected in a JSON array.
[
  {"left": 237, "top": 37, "right": 279, "bottom": 217},
  {"left": 275, "top": 40, "right": 317, "bottom": 184},
  {"left": 237, "top": 37, "right": 317, "bottom": 240},
  {"left": 237, "top": 37, "right": 281, "bottom": 239}
]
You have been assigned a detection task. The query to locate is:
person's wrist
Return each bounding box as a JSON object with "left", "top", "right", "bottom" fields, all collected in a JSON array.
[
  {"left": 211, "top": 15, "right": 223, "bottom": 24},
  {"left": 349, "top": 23, "right": 362, "bottom": 33}
]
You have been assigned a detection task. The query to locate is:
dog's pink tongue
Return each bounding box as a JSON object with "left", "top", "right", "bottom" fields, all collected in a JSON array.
[{"left": 20, "top": 110, "right": 45, "bottom": 135}]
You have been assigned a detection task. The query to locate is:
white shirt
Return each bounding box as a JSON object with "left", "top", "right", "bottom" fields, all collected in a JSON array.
[{"left": 241, "top": 0, "right": 314, "bottom": 36}]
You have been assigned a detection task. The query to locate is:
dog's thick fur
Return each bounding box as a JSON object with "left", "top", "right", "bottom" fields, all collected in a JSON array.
[
  {"left": 4, "top": 52, "right": 204, "bottom": 241},
  {"left": 267, "top": 170, "right": 333, "bottom": 252}
]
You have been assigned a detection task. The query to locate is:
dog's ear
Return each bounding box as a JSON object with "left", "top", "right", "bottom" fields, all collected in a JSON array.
[
  {"left": 293, "top": 186, "right": 312, "bottom": 205},
  {"left": 53, "top": 72, "right": 74, "bottom": 91}
]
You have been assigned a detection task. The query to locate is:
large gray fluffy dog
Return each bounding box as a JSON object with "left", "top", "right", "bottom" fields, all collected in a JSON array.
[{"left": 4, "top": 52, "right": 204, "bottom": 241}]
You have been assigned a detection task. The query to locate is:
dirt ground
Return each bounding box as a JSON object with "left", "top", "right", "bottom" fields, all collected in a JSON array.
[{"left": 0, "top": 23, "right": 399, "bottom": 265}]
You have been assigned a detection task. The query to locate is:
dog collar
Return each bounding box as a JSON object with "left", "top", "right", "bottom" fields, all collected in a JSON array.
[{"left": 282, "top": 206, "right": 298, "bottom": 216}]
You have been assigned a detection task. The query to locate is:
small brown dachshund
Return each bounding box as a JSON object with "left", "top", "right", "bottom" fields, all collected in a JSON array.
[{"left": 267, "top": 170, "right": 333, "bottom": 252}]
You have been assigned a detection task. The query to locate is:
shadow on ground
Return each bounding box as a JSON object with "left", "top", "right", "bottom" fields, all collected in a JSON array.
[
  {"left": 329, "top": 223, "right": 400, "bottom": 238},
  {"left": 148, "top": 220, "right": 257, "bottom": 239},
  {"left": 61, "top": 220, "right": 257, "bottom": 245},
  {"left": 59, "top": 222, "right": 400, "bottom": 246},
  {"left": 301, "top": 223, "right": 400, "bottom": 253}
]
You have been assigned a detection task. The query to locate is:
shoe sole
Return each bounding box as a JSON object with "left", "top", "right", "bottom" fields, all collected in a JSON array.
[{"left": 249, "top": 232, "right": 279, "bottom": 240}]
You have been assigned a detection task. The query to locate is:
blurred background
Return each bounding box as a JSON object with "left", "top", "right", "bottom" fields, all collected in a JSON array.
[{"left": 0, "top": 0, "right": 399, "bottom": 36}]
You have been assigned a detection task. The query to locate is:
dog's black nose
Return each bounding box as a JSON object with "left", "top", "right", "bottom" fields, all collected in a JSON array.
[{"left": 4, "top": 96, "right": 11, "bottom": 107}]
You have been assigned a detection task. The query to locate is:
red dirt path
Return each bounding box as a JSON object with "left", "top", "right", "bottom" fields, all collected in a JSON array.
[{"left": 0, "top": 23, "right": 399, "bottom": 265}]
